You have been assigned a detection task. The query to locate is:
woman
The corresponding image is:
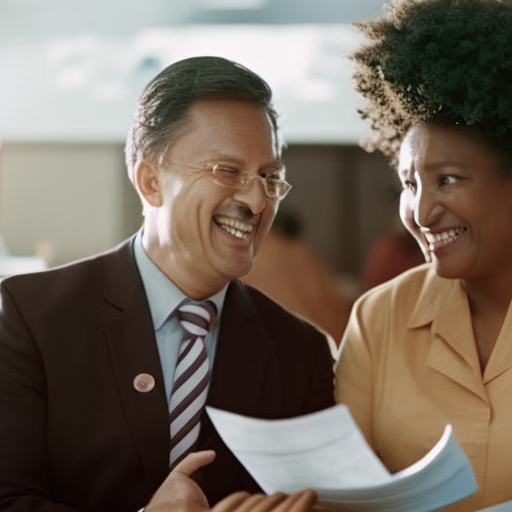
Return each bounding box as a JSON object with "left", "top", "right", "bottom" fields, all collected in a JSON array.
[{"left": 335, "top": 0, "right": 512, "bottom": 511}]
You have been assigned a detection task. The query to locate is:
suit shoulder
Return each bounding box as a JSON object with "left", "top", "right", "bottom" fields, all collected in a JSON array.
[
  {"left": 2, "top": 254, "right": 100, "bottom": 298},
  {"left": 1, "top": 237, "right": 133, "bottom": 301}
]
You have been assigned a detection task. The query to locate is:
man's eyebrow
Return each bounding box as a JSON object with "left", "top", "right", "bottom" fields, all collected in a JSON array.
[{"left": 261, "top": 160, "right": 284, "bottom": 171}]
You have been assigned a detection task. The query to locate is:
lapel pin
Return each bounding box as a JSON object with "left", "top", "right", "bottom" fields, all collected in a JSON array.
[{"left": 133, "top": 373, "right": 156, "bottom": 393}]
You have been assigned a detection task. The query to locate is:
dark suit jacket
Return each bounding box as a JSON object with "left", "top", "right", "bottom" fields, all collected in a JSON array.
[{"left": 0, "top": 237, "right": 335, "bottom": 512}]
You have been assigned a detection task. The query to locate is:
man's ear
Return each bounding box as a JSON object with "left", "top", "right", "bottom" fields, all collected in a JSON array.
[{"left": 134, "top": 160, "right": 163, "bottom": 207}]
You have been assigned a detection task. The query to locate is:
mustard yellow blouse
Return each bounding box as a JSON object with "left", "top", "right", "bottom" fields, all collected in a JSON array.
[{"left": 335, "top": 264, "right": 512, "bottom": 512}]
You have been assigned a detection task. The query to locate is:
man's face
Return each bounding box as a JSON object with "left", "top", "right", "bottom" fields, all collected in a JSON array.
[{"left": 141, "top": 98, "right": 283, "bottom": 298}]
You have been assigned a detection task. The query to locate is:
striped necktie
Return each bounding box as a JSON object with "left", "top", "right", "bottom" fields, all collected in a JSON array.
[{"left": 168, "top": 299, "right": 217, "bottom": 468}]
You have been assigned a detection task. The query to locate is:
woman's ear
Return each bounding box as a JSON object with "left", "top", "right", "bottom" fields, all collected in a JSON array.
[{"left": 134, "top": 160, "right": 163, "bottom": 207}]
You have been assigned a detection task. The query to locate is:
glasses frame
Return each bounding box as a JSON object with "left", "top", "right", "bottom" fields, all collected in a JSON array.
[
  {"left": 211, "top": 164, "right": 292, "bottom": 200},
  {"left": 168, "top": 161, "right": 292, "bottom": 200}
]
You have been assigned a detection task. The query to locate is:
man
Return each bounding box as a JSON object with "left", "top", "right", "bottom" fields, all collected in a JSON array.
[{"left": 0, "top": 56, "right": 334, "bottom": 511}]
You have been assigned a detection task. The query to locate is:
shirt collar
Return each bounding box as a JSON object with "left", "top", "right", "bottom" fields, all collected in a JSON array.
[
  {"left": 133, "top": 230, "right": 227, "bottom": 331},
  {"left": 407, "top": 265, "right": 465, "bottom": 329}
]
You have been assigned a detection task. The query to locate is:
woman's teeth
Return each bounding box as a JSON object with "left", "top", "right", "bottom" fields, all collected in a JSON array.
[{"left": 424, "top": 227, "right": 467, "bottom": 249}]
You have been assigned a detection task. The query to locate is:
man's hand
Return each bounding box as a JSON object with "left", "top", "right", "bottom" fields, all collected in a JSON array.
[
  {"left": 145, "top": 451, "right": 216, "bottom": 512},
  {"left": 145, "top": 450, "right": 318, "bottom": 512}
]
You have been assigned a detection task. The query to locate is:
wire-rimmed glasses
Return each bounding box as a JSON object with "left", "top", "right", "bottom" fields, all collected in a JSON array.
[{"left": 170, "top": 162, "right": 292, "bottom": 200}]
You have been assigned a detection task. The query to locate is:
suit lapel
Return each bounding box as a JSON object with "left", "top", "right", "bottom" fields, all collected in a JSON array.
[
  {"left": 100, "top": 238, "right": 170, "bottom": 485},
  {"left": 208, "top": 280, "right": 282, "bottom": 418},
  {"left": 100, "top": 256, "right": 284, "bottom": 483}
]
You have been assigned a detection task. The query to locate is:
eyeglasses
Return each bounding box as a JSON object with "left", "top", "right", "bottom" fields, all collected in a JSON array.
[
  {"left": 212, "top": 164, "right": 292, "bottom": 199},
  {"left": 171, "top": 162, "right": 292, "bottom": 200}
]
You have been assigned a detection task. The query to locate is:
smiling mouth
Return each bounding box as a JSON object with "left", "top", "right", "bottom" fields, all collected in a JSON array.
[
  {"left": 215, "top": 215, "right": 255, "bottom": 240},
  {"left": 424, "top": 227, "right": 467, "bottom": 251}
]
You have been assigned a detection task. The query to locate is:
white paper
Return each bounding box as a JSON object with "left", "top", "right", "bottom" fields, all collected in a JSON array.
[{"left": 207, "top": 404, "right": 478, "bottom": 512}]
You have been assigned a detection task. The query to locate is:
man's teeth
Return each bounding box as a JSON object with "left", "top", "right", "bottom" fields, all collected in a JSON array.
[
  {"left": 223, "top": 226, "right": 247, "bottom": 239},
  {"left": 217, "top": 217, "right": 254, "bottom": 239},
  {"left": 424, "top": 227, "right": 466, "bottom": 246}
]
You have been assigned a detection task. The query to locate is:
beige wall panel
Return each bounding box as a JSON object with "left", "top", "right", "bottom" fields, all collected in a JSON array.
[{"left": 0, "top": 143, "right": 130, "bottom": 265}]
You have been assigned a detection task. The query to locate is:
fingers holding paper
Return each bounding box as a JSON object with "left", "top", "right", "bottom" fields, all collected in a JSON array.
[
  {"left": 146, "top": 450, "right": 318, "bottom": 512},
  {"left": 212, "top": 489, "right": 318, "bottom": 512}
]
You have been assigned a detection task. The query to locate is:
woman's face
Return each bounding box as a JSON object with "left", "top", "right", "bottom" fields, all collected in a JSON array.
[{"left": 397, "top": 122, "right": 512, "bottom": 281}]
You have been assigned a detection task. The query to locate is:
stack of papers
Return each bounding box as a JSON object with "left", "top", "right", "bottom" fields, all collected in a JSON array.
[
  {"left": 477, "top": 501, "right": 512, "bottom": 512},
  {"left": 207, "top": 404, "right": 478, "bottom": 512}
]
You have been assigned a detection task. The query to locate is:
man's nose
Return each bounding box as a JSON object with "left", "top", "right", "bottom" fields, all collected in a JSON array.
[{"left": 233, "top": 176, "right": 268, "bottom": 214}]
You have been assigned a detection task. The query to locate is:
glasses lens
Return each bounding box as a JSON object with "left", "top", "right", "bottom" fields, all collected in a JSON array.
[
  {"left": 267, "top": 180, "right": 292, "bottom": 199},
  {"left": 265, "top": 179, "right": 280, "bottom": 198},
  {"left": 212, "top": 165, "right": 291, "bottom": 199},
  {"left": 212, "top": 166, "right": 240, "bottom": 187}
]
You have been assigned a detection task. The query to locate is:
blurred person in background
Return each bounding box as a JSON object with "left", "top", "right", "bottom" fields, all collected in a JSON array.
[
  {"left": 243, "top": 208, "right": 353, "bottom": 347},
  {"left": 361, "top": 187, "right": 426, "bottom": 290}
]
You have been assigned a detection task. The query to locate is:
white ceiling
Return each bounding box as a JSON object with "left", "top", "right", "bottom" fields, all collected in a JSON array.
[{"left": 0, "top": 0, "right": 387, "bottom": 144}]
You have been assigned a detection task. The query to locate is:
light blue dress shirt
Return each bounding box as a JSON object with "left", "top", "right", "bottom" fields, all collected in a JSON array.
[{"left": 133, "top": 231, "right": 227, "bottom": 405}]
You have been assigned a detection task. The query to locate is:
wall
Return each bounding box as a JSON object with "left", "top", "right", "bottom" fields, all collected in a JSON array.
[{"left": 0, "top": 142, "right": 138, "bottom": 265}]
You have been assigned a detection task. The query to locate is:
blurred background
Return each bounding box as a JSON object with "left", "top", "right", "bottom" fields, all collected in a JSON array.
[{"left": 0, "top": 0, "right": 420, "bottom": 324}]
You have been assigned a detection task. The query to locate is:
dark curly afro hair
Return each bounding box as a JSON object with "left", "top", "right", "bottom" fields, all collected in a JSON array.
[{"left": 351, "top": 0, "right": 512, "bottom": 166}]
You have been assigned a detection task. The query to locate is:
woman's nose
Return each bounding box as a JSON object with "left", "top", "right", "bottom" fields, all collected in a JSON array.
[{"left": 413, "top": 182, "right": 443, "bottom": 228}]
